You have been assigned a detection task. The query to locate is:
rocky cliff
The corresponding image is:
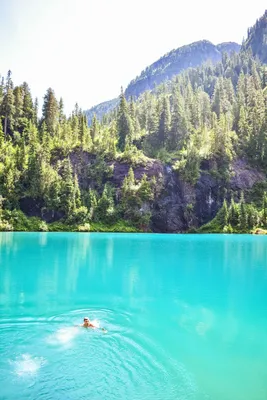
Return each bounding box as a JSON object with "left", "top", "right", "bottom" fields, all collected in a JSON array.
[{"left": 19, "top": 150, "right": 265, "bottom": 232}]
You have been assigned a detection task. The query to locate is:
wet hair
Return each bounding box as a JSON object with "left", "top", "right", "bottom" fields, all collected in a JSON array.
[{"left": 84, "top": 317, "right": 89, "bottom": 322}]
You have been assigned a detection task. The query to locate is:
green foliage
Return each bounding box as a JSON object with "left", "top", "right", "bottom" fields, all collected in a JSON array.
[
  {"left": 125, "top": 41, "right": 240, "bottom": 99},
  {"left": 95, "top": 184, "right": 116, "bottom": 223},
  {"left": 117, "top": 89, "right": 133, "bottom": 151},
  {"left": 198, "top": 189, "right": 267, "bottom": 233},
  {"left": 239, "top": 192, "right": 247, "bottom": 231},
  {"left": 118, "top": 145, "right": 148, "bottom": 166},
  {"left": 66, "top": 206, "right": 89, "bottom": 225},
  {"left": 39, "top": 221, "right": 48, "bottom": 232},
  {"left": 229, "top": 197, "right": 239, "bottom": 226},
  {"left": 3, "top": 209, "right": 42, "bottom": 231},
  {"left": 78, "top": 223, "right": 91, "bottom": 232},
  {"left": 42, "top": 88, "right": 59, "bottom": 135},
  {"left": 90, "top": 220, "right": 141, "bottom": 233},
  {"left": 48, "top": 221, "right": 74, "bottom": 232},
  {"left": 0, "top": 25, "right": 267, "bottom": 233}
]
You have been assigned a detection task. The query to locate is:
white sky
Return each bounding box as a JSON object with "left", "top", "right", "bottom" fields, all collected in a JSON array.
[{"left": 0, "top": 0, "right": 266, "bottom": 114}]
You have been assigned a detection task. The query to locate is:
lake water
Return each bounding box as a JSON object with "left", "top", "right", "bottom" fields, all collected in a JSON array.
[{"left": 0, "top": 233, "right": 267, "bottom": 400}]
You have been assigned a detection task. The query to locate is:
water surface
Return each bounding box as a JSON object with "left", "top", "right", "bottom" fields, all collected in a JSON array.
[{"left": 0, "top": 233, "right": 267, "bottom": 399}]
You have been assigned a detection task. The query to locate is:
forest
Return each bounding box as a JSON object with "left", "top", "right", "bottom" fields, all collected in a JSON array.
[{"left": 0, "top": 11, "right": 267, "bottom": 233}]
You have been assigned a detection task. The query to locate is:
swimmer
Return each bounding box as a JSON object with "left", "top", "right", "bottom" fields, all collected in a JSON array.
[
  {"left": 81, "top": 317, "right": 97, "bottom": 328},
  {"left": 81, "top": 317, "right": 107, "bottom": 333}
]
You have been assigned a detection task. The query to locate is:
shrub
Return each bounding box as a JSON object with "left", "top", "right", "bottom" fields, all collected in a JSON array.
[
  {"left": 78, "top": 223, "right": 91, "bottom": 232},
  {"left": 0, "top": 220, "right": 13, "bottom": 231},
  {"left": 39, "top": 221, "right": 48, "bottom": 232},
  {"left": 67, "top": 206, "right": 89, "bottom": 225}
]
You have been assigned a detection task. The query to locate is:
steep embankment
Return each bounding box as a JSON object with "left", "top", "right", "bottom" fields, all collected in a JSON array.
[{"left": 18, "top": 151, "right": 266, "bottom": 233}]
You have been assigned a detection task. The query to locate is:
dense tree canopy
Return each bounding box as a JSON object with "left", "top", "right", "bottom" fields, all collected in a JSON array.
[{"left": 0, "top": 13, "right": 267, "bottom": 233}]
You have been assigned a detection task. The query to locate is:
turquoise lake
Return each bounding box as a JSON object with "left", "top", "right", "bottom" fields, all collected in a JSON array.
[{"left": 0, "top": 233, "right": 267, "bottom": 399}]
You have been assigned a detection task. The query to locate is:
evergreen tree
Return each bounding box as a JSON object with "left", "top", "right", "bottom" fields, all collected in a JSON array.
[
  {"left": 22, "top": 82, "right": 34, "bottom": 121},
  {"left": 96, "top": 184, "right": 115, "bottom": 222},
  {"left": 13, "top": 86, "right": 24, "bottom": 131},
  {"left": 239, "top": 192, "right": 247, "bottom": 230},
  {"left": 117, "top": 88, "right": 133, "bottom": 151},
  {"left": 218, "top": 199, "right": 229, "bottom": 227},
  {"left": 42, "top": 88, "right": 59, "bottom": 134},
  {"left": 262, "top": 192, "right": 267, "bottom": 226},
  {"left": 0, "top": 71, "right": 15, "bottom": 136},
  {"left": 59, "top": 97, "right": 65, "bottom": 124},
  {"left": 33, "top": 98, "right": 39, "bottom": 126},
  {"left": 74, "top": 173, "right": 81, "bottom": 209},
  {"left": 88, "top": 189, "right": 98, "bottom": 220},
  {"left": 60, "top": 158, "right": 75, "bottom": 216},
  {"left": 46, "top": 175, "right": 61, "bottom": 212},
  {"left": 229, "top": 197, "right": 239, "bottom": 227},
  {"left": 138, "top": 174, "right": 153, "bottom": 201},
  {"left": 168, "top": 89, "right": 187, "bottom": 150},
  {"left": 0, "top": 119, "right": 4, "bottom": 148},
  {"left": 158, "top": 95, "right": 171, "bottom": 147},
  {"left": 90, "top": 114, "right": 98, "bottom": 142}
]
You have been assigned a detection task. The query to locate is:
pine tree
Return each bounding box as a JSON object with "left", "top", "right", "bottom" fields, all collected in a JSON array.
[
  {"left": 90, "top": 114, "right": 98, "bottom": 142},
  {"left": 117, "top": 88, "right": 133, "bottom": 151},
  {"left": 33, "top": 98, "right": 38, "bottom": 126},
  {"left": 22, "top": 82, "right": 34, "bottom": 121},
  {"left": 138, "top": 174, "right": 153, "bottom": 201},
  {"left": 59, "top": 97, "right": 65, "bottom": 124},
  {"left": 13, "top": 86, "right": 24, "bottom": 131},
  {"left": 168, "top": 89, "right": 187, "bottom": 150},
  {"left": 96, "top": 184, "right": 115, "bottom": 222},
  {"left": 158, "top": 95, "right": 171, "bottom": 147},
  {"left": 46, "top": 175, "right": 61, "bottom": 212},
  {"left": 60, "top": 158, "right": 75, "bottom": 216},
  {"left": 74, "top": 173, "right": 81, "bottom": 209},
  {"left": 1, "top": 71, "right": 15, "bottom": 137},
  {"left": 262, "top": 192, "right": 267, "bottom": 226},
  {"left": 217, "top": 199, "right": 229, "bottom": 227},
  {"left": 78, "top": 112, "right": 90, "bottom": 148},
  {"left": 27, "top": 150, "right": 42, "bottom": 198},
  {"left": 0, "top": 119, "right": 4, "bottom": 148},
  {"left": 239, "top": 192, "right": 247, "bottom": 231},
  {"left": 247, "top": 205, "right": 258, "bottom": 228},
  {"left": 229, "top": 197, "right": 239, "bottom": 227},
  {"left": 88, "top": 189, "right": 98, "bottom": 220},
  {"left": 42, "top": 88, "right": 59, "bottom": 134}
]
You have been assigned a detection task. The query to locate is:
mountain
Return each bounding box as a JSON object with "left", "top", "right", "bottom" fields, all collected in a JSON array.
[
  {"left": 125, "top": 41, "right": 240, "bottom": 98},
  {"left": 85, "top": 98, "right": 119, "bottom": 125},
  {"left": 2, "top": 12, "right": 267, "bottom": 233},
  {"left": 243, "top": 10, "right": 267, "bottom": 63},
  {"left": 85, "top": 40, "right": 240, "bottom": 124}
]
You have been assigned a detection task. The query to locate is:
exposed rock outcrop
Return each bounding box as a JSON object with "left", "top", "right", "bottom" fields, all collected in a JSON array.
[{"left": 20, "top": 150, "right": 266, "bottom": 232}]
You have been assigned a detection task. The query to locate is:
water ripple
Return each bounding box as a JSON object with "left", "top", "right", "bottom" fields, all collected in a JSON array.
[{"left": 0, "top": 308, "right": 198, "bottom": 400}]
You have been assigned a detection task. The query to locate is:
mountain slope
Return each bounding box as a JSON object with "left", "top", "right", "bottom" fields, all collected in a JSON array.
[
  {"left": 125, "top": 41, "right": 240, "bottom": 98},
  {"left": 85, "top": 40, "right": 240, "bottom": 124},
  {"left": 85, "top": 98, "right": 119, "bottom": 125},
  {"left": 243, "top": 10, "right": 267, "bottom": 63}
]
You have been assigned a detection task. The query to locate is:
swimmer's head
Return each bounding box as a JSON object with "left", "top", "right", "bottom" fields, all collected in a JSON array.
[{"left": 83, "top": 317, "right": 90, "bottom": 325}]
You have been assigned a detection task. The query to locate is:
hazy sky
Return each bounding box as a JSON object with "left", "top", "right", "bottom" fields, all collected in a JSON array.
[{"left": 0, "top": 0, "right": 266, "bottom": 114}]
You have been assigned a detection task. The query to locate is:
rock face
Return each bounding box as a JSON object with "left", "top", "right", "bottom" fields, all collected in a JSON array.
[
  {"left": 111, "top": 159, "right": 164, "bottom": 186},
  {"left": 19, "top": 150, "right": 266, "bottom": 232},
  {"left": 151, "top": 159, "right": 266, "bottom": 232}
]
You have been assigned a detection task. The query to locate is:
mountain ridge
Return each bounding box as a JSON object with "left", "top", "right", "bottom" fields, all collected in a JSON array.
[
  {"left": 85, "top": 40, "right": 240, "bottom": 124},
  {"left": 242, "top": 10, "right": 267, "bottom": 63}
]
